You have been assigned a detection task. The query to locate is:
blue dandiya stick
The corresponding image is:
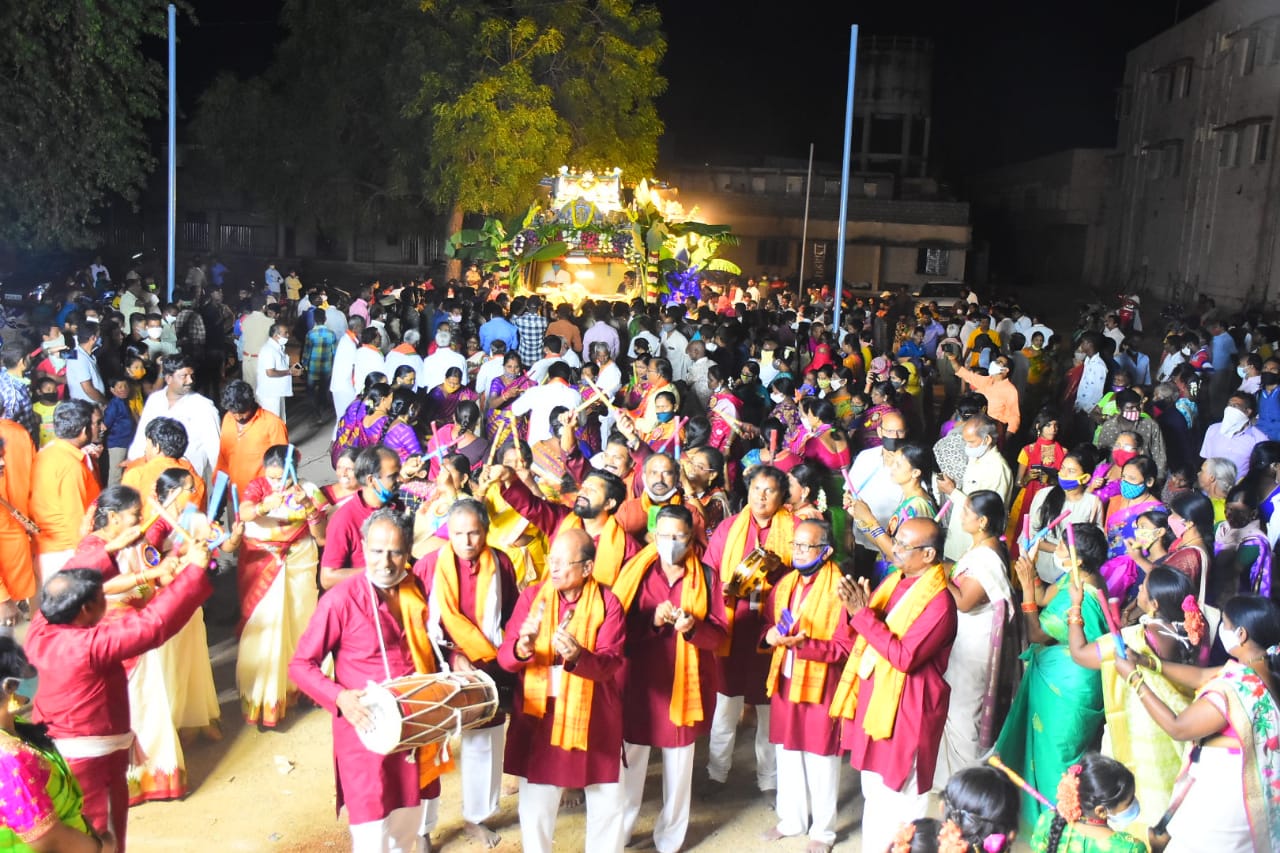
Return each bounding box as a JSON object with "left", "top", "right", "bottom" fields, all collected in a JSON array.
[
  {"left": 231, "top": 484, "right": 239, "bottom": 520},
  {"left": 208, "top": 471, "right": 229, "bottom": 520},
  {"left": 283, "top": 444, "right": 298, "bottom": 486}
]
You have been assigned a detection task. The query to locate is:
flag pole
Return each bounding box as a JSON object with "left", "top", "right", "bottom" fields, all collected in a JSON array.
[
  {"left": 796, "top": 142, "right": 814, "bottom": 304},
  {"left": 832, "top": 24, "right": 859, "bottom": 332}
]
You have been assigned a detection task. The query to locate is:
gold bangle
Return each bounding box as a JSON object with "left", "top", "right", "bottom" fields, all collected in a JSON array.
[
  {"left": 1067, "top": 616, "right": 1084, "bottom": 626},
  {"left": 1149, "top": 655, "right": 1163, "bottom": 674},
  {"left": 1127, "top": 669, "right": 1145, "bottom": 690}
]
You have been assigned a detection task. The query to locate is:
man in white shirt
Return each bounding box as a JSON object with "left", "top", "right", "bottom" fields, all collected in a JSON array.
[
  {"left": 352, "top": 327, "right": 387, "bottom": 391},
  {"left": 661, "top": 309, "right": 690, "bottom": 383},
  {"left": 473, "top": 341, "right": 510, "bottom": 399},
  {"left": 511, "top": 362, "right": 581, "bottom": 444},
  {"left": 1026, "top": 317, "right": 1055, "bottom": 345},
  {"left": 256, "top": 322, "right": 299, "bottom": 419},
  {"left": 937, "top": 415, "right": 1013, "bottom": 561},
  {"left": 385, "top": 329, "right": 426, "bottom": 385},
  {"left": 685, "top": 341, "right": 713, "bottom": 408},
  {"left": 66, "top": 323, "right": 106, "bottom": 405},
  {"left": 324, "top": 301, "right": 348, "bottom": 338},
  {"left": 127, "top": 353, "right": 222, "bottom": 481},
  {"left": 330, "top": 316, "right": 363, "bottom": 421},
  {"left": 528, "top": 335, "right": 570, "bottom": 384},
  {"left": 1102, "top": 315, "right": 1126, "bottom": 350},
  {"left": 1074, "top": 333, "right": 1108, "bottom": 414},
  {"left": 847, "top": 413, "right": 906, "bottom": 561},
  {"left": 419, "top": 327, "right": 468, "bottom": 392}
]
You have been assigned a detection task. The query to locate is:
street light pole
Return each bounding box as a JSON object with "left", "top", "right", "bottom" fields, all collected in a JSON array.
[
  {"left": 832, "top": 24, "right": 859, "bottom": 332},
  {"left": 796, "top": 142, "right": 814, "bottom": 305}
]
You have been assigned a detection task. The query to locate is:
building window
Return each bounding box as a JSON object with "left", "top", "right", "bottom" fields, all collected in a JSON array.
[
  {"left": 1176, "top": 61, "right": 1193, "bottom": 98},
  {"left": 1144, "top": 140, "right": 1183, "bottom": 179},
  {"left": 1219, "top": 129, "right": 1240, "bottom": 168},
  {"left": 785, "top": 175, "right": 804, "bottom": 195},
  {"left": 750, "top": 176, "right": 767, "bottom": 194},
  {"left": 756, "top": 238, "right": 789, "bottom": 267},
  {"left": 1256, "top": 121, "right": 1272, "bottom": 164},
  {"left": 917, "top": 247, "right": 949, "bottom": 276}
]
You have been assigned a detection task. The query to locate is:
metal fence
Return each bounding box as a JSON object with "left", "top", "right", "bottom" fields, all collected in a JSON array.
[{"left": 218, "top": 223, "right": 274, "bottom": 255}]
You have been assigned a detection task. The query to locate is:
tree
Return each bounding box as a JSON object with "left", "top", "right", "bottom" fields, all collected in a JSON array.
[
  {"left": 0, "top": 1, "right": 168, "bottom": 249},
  {"left": 191, "top": 0, "right": 666, "bottom": 274}
]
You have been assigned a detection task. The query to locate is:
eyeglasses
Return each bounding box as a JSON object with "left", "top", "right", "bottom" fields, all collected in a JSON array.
[
  {"left": 793, "top": 543, "right": 829, "bottom": 553},
  {"left": 547, "top": 558, "right": 589, "bottom": 570}
]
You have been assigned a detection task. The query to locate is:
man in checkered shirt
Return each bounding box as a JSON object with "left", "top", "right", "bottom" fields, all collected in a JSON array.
[{"left": 514, "top": 296, "right": 549, "bottom": 369}]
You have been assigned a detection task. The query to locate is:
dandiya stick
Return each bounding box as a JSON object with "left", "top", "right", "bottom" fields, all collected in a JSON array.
[
  {"left": 987, "top": 755, "right": 1055, "bottom": 810},
  {"left": 1095, "top": 587, "right": 1128, "bottom": 659},
  {"left": 582, "top": 376, "right": 620, "bottom": 412},
  {"left": 936, "top": 498, "right": 952, "bottom": 522},
  {"left": 488, "top": 421, "right": 510, "bottom": 466},
  {"left": 1065, "top": 520, "right": 1081, "bottom": 588},
  {"left": 1025, "top": 509, "right": 1074, "bottom": 551},
  {"left": 231, "top": 485, "right": 240, "bottom": 520}
]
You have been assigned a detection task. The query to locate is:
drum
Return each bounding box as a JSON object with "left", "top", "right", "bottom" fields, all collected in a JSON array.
[
  {"left": 724, "top": 546, "right": 774, "bottom": 598},
  {"left": 357, "top": 670, "right": 499, "bottom": 756}
]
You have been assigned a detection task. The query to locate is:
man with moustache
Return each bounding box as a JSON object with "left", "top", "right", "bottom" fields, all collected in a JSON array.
[
  {"left": 845, "top": 411, "right": 908, "bottom": 578},
  {"left": 614, "top": 452, "right": 708, "bottom": 555}
]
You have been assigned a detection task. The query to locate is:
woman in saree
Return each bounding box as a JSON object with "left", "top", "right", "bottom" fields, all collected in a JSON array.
[
  {"left": 935, "top": 490, "right": 1016, "bottom": 788},
  {"left": 391, "top": 364, "right": 417, "bottom": 390},
  {"left": 1113, "top": 594, "right": 1280, "bottom": 852},
  {"left": 382, "top": 386, "right": 423, "bottom": 463},
  {"left": 1025, "top": 447, "right": 1106, "bottom": 579},
  {"left": 485, "top": 352, "right": 534, "bottom": 441},
  {"left": 790, "top": 397, "right": 852, "bottom": 493},
  {"left": 816, "top": 364, "right": 856, "bottom": 429},
  {"left": 706, "top": 364, "right": 744, "bottom": 456},
  {"left": 851, "top": 380, "right": 899, "bottom": 451},
  {"left": 411, "top": 453, "right": 474, "bottom": 560},
  {"left": 1066, "top": 567, "right": 1205, "bottom": 840},
  {"left": 1097, "top": 454, "right": 1164, "bottom": 603},
  {"left": 236, "top": 445, "right": 327, "bottom": 727},
  {"left": 787, "top": 461, "right": 855, "bottom": 567},
  {"left": 1006, "top": 410, "right": 1067, "bottom": 551},
  {"left": 423, "top": 366, "right": 478, "bottom": 427},
  {"left": 1122, "top": 491, "right": 1213, "bottom": 603},
  {"left": 846, "top": 441, "right": 938, "bottom": 584},
  {"left": 330, "top": 380, "right": 392, "bottom": 466},
  {"left": 321, "top": 446, "right": 360, "bottom": 516},
  {"left": 742, "top": 418, "right": 801, "bottom": 474},
  {"left": 766, "top": 376, "right": 803, "bottom": 448},
  {"left": 993, "top": 523, "right": 1110, "bottom": 834},
  {"left": 128, "top": 469, "right": 227, "bottom": 804},
  {"left": 0, "top": 638, "right": 116, "bottom": 852},
  {"left": 1086, "top": 430, "right": 1145, "bottom": 503},
  {"left": 1214, "top": 483, "right": 1277, "bottom": 603},
  {"left": 426, "top": 400, "right": 489, "bottom": 479}
]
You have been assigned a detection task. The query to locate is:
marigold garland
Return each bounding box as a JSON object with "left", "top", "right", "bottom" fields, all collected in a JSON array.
[
  {"left": 1181, "top": 594, "right": 1206, "bottom": 646},
  {"left": 1055, "top": 764, "right": 1084, "bottom": 822}
]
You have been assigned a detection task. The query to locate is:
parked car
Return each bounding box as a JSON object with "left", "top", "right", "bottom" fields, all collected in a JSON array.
[{"left": 912, "top": 280, "right": 968, "bottom": 312}]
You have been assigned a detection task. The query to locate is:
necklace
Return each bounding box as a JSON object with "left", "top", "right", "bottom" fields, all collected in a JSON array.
[{"left": 1080, "top": 818, "right": 1109, "bottom": 827}]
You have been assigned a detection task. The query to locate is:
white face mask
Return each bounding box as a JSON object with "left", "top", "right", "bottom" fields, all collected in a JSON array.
[
  {"left": 1238, "top": 366, "right": 1248, "bottom": 379},
  {"left": 1181, "top": 346, "right": 1192, "bottom": 356},
  {"left": 964, "top": 441, "right": 989, "bottom": 459},
  {"left": 163, "top": 314, "right": 176, "bottom": 324},
  {"left": 656, "top": 538, "right": 689, "bottom": 566},
  {"left": 368, "top": 567, "right": 408, "bottom": 590},
  {"left": 1074, "top": 351, "right": 1085, "bottom": 364},
  {"left": 146, "top": 327, "right": 162, "bottom": 340},
  {"left": 1221, "top": 406, "right": 1250, "bottom": 436},
  {"left": 771, "top": 392, "right": 784, "bottom": 404},
  {"left": 1042, "top": 552, "right": 1069, "bottom": 584},
  {"left": 1220, "top": 624, "right": 1243, "bottom": 653}
]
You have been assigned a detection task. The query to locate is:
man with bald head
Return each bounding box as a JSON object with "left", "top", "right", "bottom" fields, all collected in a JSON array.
[
  {"left": 831, "top": 517, "right": 957, "bottom": 853},
  {"left": 499, "top": 528, "right": 628, "bottom": 853},
  {"left": 291, "top": 509, "right": 447, "bottom": 853},
  {"left": 844, "top": 410, "right": 908, "bottom": 577},
  {"left": 413, "top": 500, "right": 519, "bottom": 848}
]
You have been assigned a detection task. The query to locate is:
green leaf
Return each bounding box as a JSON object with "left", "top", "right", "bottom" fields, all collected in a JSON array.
[{"left": 706, "top": 258, "right": 742, "bottom": 275}]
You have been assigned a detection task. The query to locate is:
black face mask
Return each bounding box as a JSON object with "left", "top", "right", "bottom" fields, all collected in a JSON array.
[
  {"left": 880, "top": 436, "right": 904, "bottom": 452},
  {"left": 1264, "top": 372, "right": 1280, "bottom": 387}
]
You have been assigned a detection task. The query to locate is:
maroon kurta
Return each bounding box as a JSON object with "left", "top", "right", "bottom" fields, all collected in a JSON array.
[
  {"left": 288, "top": 572, "right": 439, "bottom": 824},
  {"left": 26, "top": 564, "right": 212, "bottom": 849},
  {"left": 703, "top": 513, "right": 793, "bottom": 704},
  {"left": 762, "top": 573, "right": 852, "bottom": 756},
  {"left": 498, "top": 582, "right": 626, "bottom": 786},
  {"left": 413, "top": 546, "right": 519, "bottom": 729},
  {"left": 838, "top": 574, "right": 957, "bottom": 794},
  {"left": 500, "top": 477, "right": 642, "bottom": 579},
  {"left": 620, "top": 559, "right": 728, "bottom": 748},
  {"left": 320, "top": 492, "right": 378, "bottom": 571},
  {"left": 67, "top": 534, "right": 118, "bottom": 578}
]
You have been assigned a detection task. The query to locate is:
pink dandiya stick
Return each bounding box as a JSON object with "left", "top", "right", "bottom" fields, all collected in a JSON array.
[
  {"left": 936, "top": 498, "right": 952, "bottom": 521},
  {"left": 987, "top": 755, "right": 1054, "bottom": 810},
  {"left": 1095, "top": 586, "right": 1128, "bottom": 658},
  {"left": 1021, "top": 512, "right": 1031, "bottom": 548}
]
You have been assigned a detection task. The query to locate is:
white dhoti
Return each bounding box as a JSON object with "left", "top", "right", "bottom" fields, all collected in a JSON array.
[{"left": 706, "top": 692, "right": 775, "bottom": 790}]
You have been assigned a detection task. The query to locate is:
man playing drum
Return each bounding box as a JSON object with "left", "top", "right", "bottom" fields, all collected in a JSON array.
[
  {"left": 412, "top": 499, "right": 519, "bottom": 849},
  {"left": 289, "top": 510, "right": 449, "bottom": 853},
  {"left": 498, "top": 528, "right": 628, "bottom": 853}
]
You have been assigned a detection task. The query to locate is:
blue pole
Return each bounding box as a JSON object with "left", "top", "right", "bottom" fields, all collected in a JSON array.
[
  {"left": 832, "top": 24, "right": 858, "bottom": 332},
  {"left": 166, "top": 4, "right": 177, "bottom": 303}
]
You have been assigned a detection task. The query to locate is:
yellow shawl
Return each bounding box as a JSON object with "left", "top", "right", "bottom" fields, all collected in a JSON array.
[
  {"left": 432, "top": 547, "right": 501, "bottom": 663},
  {"left": 557, "top": 514, "right": 628, "bottom": 586},
  {"left": 396, "top": 577, "right": 455, "bottom": 785},
  {"left": 520, "top": 578, "right": 607, "bottom": 751},
  {"left": 612, "top": 543, "right": 710, "bottom": 727},
  {"left": 828, "top": 564, "right": 948, "bottom": 739},
  {"left": 718, "top": 508, "right": 794, "bottom": 654},
  {"left": 766, "top": 561, "right": 844, "bottom": 704}
]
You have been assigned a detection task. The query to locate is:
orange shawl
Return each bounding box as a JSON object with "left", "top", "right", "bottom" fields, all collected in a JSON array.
[
  {"left": 828, "top": 564, "right": 948, "bottom": 739},
  {"left": 557, "top": 514, "right": 628, "bottom": 586},
  {"left": 520, "top": 578, "right": 606, "bottom": 751},
  {"left": 431, "top": 547, "right": 502, "bottom": 663},
  {"left": 766, "top": 561, "right": 844, "bottom": 704},
  {"left": 612, "top": 543, "right": 710, "bottom": 727},
  {"left": 718, "top": 509, "right": 794, "bottom": 653},
  {"left": 397, "top": 576, "right": 455, "bottom": 785}
]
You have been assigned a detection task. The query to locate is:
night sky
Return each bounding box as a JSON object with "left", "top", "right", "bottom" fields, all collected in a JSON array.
[{"left": 182, "top": 0, "right": 1215, "bottom": 179}]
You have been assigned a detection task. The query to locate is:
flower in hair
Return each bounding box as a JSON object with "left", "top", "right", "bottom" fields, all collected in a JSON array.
[
  {"left": 1181, "top": 595, "right": 1206, "bottom": 646},
  {"left": 1056, "top": 764, "right": 1083, "bottom": 822},
  {"left": 890, "top": 823, "right": 915, "bottom": 853},
  {"left": 983, "top": 833, "right": 1009, "bottom": 853},
  {"left": 938, "top": 820, "right": 969, "bottom": 853}
]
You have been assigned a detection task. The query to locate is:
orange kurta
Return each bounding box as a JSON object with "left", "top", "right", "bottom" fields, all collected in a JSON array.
[
  {"left": 0, "top": 419, "right": 37, "bottom": 600},
  {"left": 122, "top": 455, "right": 207, "bottom": 511},
  {"left": 216, "top": 408, "right": 289, "bottom": 494},
  {"left": 31, "top": 439, "right": 101, "bottom": 554}
]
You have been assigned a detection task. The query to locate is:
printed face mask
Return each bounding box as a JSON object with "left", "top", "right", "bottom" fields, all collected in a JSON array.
[{"left": 1120, "top": 480, "right": 1146, "bottom": 500}]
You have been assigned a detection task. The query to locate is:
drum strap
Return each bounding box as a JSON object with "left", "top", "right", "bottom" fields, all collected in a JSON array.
[{"left": 366, "top": 577, "right": 394, "bottom": 682}]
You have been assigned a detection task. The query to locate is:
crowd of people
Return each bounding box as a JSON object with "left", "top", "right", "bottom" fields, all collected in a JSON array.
[{"left": 1, "top": 262, "right": 1279, "bottom": 853}]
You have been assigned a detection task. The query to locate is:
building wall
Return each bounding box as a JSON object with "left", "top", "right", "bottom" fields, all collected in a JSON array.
[
  {"left": 970, "top": 148, "right": 1110, "bottom": 289},
  {"left": 1105, "top": 0, "right": 1280, "bottom": 306}
]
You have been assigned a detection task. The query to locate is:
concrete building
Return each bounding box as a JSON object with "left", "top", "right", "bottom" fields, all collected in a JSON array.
[
  {"left": 853, "top": 35, "right": 933, "bottom": 178},
  {"left": 664, "top": 161, "right": 971, "bottom": 292},
  {"left": 1105, "top": 0, "right": 1280, "bottom": 306},
  {"left": 969, "top": 148, "right": 1110, "bottom": 290}
]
